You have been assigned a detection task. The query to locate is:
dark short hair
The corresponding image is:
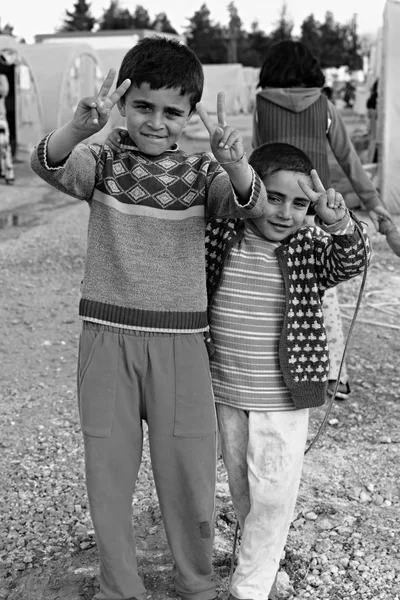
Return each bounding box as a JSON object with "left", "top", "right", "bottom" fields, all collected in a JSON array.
[
  {"left": 258, "top": 40, "right": 325, "bottom": 88},
  {"left": 116, "top": 36, "right": 204, "bottom": 112},
  {"left": 249, "top": 142, "right": 314, "bottom": 181}
]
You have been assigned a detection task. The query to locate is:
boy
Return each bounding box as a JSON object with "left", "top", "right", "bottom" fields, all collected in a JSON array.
[
  {"left": 30, "top": 37, "right": 268, "bottom": 600},
  {"left": 205, "top": 142, "right": 371, "bottom": 600}
]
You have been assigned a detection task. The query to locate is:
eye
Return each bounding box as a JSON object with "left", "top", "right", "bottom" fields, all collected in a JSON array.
[
  {"left": 165, "top": 109, "right": 181, "bottom": 118},
  {"left": 294, "top": 200, "right": 309, "bottom": 209},
  {"left": 136, "top": 104, "right": 151, "bottom": 112},
  {"left": 268, "top": 195, "right": 281, "bottom": 203}
]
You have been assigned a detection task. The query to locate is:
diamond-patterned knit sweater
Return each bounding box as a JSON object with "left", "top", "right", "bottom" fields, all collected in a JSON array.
[
  {"left": 30, "top": 135, "right": 267, "bottom": 332},
  {"left": 205, "top": 213, "right": 371, "bottom": 408}
]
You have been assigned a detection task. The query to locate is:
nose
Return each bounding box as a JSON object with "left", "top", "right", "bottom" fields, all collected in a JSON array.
[
  {"left": 147, "top": 111, "right": 165, "bottom": 130},
  {"left": 277, "top": 203, "right": 292, "bottom": 220}
]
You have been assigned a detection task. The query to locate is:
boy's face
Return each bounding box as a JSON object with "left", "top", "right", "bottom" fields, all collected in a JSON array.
[
  {"left": 252, "top": 170, "right": 311, "bottom": 242},
  {"left": 118, "top": 82, "right": 192, "bottom": 155}
]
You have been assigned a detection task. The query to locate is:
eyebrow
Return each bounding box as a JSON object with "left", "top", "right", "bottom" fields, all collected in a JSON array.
[{"left": 131, "top": 99, "right": 186, "bottom": 116}]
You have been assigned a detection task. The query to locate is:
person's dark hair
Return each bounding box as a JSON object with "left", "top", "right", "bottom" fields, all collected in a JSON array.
[
  {"left": 249, "top": 142, "right": 314, "bottom": 182},
  {"left": 258, "top": 40, "right": 325, "bottom": 89},
  {"left": 322, "top": 85, "right": 332, "bottom": 100},
  {"left": 116, "top": 36, "right": 204, "bottom": 112}
]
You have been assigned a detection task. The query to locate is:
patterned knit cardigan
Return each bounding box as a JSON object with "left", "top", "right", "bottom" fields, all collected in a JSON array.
[{"left": 205, "top": 214, "right": 371, "bottom": 409}]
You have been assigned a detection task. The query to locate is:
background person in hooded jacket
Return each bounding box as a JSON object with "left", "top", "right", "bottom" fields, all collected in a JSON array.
[{"left": 252, "top": 40, "right": 392, "bottom": 398}]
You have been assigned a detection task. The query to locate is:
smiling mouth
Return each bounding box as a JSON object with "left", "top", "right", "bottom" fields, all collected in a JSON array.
[
  {"left": 270, "top": 222, "right": 291, "bottom": 228},
  {"left": 142, "top": 133, "right": 166, "bottom": 139}
]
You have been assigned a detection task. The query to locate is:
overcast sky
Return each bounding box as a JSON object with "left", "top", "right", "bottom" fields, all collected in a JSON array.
[{"left": 1, "top": 0, "right": 388, "bottom": 42}]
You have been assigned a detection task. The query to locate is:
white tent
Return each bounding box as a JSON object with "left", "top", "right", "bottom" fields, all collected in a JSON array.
[
  {"left": 201, "top": 64, "right": 253, "bottom": 115},
  {"left": 379, "top": 0, "right": 400, "bottom": 213},
  {"left": 22, "top": 43, "right": 104, "bottom": 134}
]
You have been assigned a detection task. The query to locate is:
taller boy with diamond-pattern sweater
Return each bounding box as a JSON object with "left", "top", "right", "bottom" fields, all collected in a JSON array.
[{"left": 30, "top": 37, "right": 268, "bottom": 600}]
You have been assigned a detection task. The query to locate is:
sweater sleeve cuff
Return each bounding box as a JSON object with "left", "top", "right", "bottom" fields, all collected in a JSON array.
[
  {"left": 314, "top": 210, "right": 355, "bottom": 235},
  {"left": 37, "top": 132, "right": 71, "bottom": 170},
  {"left": 232, "top": 165, "right": 262, "bottom": 210}
]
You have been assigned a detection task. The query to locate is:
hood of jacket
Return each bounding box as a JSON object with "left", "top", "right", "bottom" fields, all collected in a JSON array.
[{"left": 257, "top": 87, "right": 322, "bottom": 113}]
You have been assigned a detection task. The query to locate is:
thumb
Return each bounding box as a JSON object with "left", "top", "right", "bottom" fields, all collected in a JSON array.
[
  {"left": 212, "top": 127, "right": 224, "bottom": 144},
  {"left": 368, "top": 210, "right": 380, "bottom": 232}
]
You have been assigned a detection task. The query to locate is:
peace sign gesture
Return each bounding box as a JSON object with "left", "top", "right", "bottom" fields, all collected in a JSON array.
[
  {"left": 196, "top": 92, "right": 246, "bottom": 167},
  {"left": 298, "top": 170, "right": 347, "bottom": 225},
  {"left": 72, "top": 69, "right": 131, "bottom": 134}
]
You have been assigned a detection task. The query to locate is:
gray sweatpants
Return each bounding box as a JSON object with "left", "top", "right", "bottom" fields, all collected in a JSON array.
[{"left": 78, "top": 322, "right": 217, "bottom": 600}]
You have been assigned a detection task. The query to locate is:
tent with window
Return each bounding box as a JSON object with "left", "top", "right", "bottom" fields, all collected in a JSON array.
[
  {"left": 0, "top": 35, "right": 44, "bottom": 159},
  {"left": 21, "top": 43, "right": 104, "bottom": 134}
]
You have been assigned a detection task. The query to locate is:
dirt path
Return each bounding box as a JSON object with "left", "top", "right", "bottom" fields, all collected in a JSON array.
[{"left": 0, "top": 155, "right": 399, "bottom": 600}]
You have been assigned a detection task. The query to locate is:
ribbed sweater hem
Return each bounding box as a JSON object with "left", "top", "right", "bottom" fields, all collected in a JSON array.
[
  {"left": 79, "top": 298, "right": 208, "bottom": 332},
  {"left": 290, "top": 382, "right": 328, "bottom": 409}
]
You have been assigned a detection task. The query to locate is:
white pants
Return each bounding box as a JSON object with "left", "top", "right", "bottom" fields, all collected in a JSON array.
[
  {"left": 322, "top": 286, "right": 348, "bottom": 384},
  {"left": 216, "top": 404, "right": 309, "bottom": 600}
]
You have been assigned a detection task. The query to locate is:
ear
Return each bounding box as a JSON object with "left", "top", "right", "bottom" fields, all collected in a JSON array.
[{"left": 117, "top": 100, "right": 126, "bottom": 117}]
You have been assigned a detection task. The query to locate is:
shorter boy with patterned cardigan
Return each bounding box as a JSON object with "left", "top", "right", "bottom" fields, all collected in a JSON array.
[{"left": 205, "top": 142, "right": 371, "bottom": 600}]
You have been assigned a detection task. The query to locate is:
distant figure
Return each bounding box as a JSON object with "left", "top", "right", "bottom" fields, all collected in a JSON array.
[
  {"left": 252, "top": 39, "right": 392, "bottom": 400},
  {"left": 366, "top": 79, "right": 378, "bottom": 111},
  {"left": 366, "top": 79, "right": 379, "bottom": 163},
  {"left": 343, "top": 80, "right": 356, "bottom": 108},
  {"left": 0, "top": 73, "right": 14, "bottom": 184},
  {"left": 322, "top": 85, "right": 333, "bottom": 102}
]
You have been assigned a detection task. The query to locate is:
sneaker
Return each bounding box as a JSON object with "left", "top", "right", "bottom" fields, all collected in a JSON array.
[{"left": 327, "top": 380, "right": 351, "bottom": 401}]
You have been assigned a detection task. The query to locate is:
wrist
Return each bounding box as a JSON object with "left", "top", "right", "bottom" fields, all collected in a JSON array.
[
  {"left": 218, "top": 152, "right": 247, "bottom": 167},
  {"left": 220, "top": 156, "right": 250, "bottom": 175},
  {"left": 67, "top": 121, "right": 92, "bottom": 143}
]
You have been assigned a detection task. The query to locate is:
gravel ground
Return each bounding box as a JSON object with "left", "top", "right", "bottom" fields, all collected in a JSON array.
[{"left": 0, "top": 151, "right": 400, "bottom": 599}]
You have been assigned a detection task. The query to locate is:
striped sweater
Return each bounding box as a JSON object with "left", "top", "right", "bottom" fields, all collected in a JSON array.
[
  {"left": 205, "top": 213, "right": 371, "bottom": 409},
  {"left": 30, "top": 135, "right": 267, "bottom": 332},
  {"left": 209, "top": 222, "right": 295, "bottom": 411}
]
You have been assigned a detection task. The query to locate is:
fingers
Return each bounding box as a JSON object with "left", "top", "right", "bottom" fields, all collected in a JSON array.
[
  {"left": 310, "top": 169, "right": 325, "bottom": 194},
  {"left": 217, "top": 92, "right": 227, "bottom": 127},
  {"left": 326, "top": 188, "right": 336, "bottom": 208},
  {"left": 108, "top": 78, "right": 131, "bottom": 106},
  {"left": 98, "top": 69, "right": 117, "bottom": 99},
  {"left": 368, "top": 210, "right": 380, "bottom": 232},
  {"left": 91, "top": 105, "right": 99, "bottom": 125},
  {"left": 297, "top": 178, "right": 319, "bottom": 203},
  {"left": 373, "top": 205, "right": 394, "bottom": 222},
  {"left": 196, "top": 102, "right": 215, "bottom": 136},
  {"left": 215, "top": 126, "right": 239, "bottom": 149}
]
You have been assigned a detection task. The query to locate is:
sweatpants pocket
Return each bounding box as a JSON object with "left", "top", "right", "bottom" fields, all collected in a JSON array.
[
  {"left": 173, "top": 335, "right": 216, "bottom": 438},
  {"left": 78, "top": 328, "right": 118, "bottom": 438}
]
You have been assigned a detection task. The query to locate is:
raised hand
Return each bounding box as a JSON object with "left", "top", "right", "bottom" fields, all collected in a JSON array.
[
  {"left": 196, "top": 92, "right": 246, "bottom": 166},
  {"left": 72, "top": 69, "right": 131, "bottom": 134},
  {"left": 369, "top": 205, "right": 393, "bottom": 232},
  {"left": 298, "top": 170, "right": 347, "bottom": 225}
]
